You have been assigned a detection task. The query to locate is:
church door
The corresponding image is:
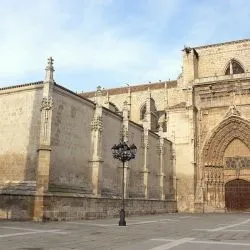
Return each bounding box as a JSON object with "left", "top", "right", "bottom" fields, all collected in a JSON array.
[{"left": 225, "top": 179, "right": 250, "bottom": 211}]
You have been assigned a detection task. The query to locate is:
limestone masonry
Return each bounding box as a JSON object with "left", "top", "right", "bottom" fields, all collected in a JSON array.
[{"left": 1, "top": 38, "right": 250, "bottom": 220}]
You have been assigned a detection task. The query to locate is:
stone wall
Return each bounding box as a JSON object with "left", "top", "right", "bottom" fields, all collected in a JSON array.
[
  {"left": 128, "top": 122, "right": 145, "bottom": 197},
  {"left": 148, "top": 132, "right": 160, "bottom": 199},
  {"left": 42, "top": 194, "right": 177, "bottom": 221},
  {"left": 86, "top": 83, "right": 194, "bottom": 212},
  {"left": 0, "top": 82, "right": 176, "bottom": 221},
  {"left": 50, "top": 86, "right": 95, "bottom": 193},
  {"left": 0, "top": 193, "right": 35, "bottom": 220},
  {"left": 0, "top": 84, "right": 43, "bottom": 184},
  {"left": 183, "top": 40, "right": 250, "bottom": 84},
  {"left": 101, "top": 110, "right": 123, "bottom": 196},
  {"left": 196, "top": 40, "right": 250, "bottom": 79}
]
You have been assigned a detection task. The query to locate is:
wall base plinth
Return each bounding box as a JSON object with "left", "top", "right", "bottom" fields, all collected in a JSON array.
[{"left": 0, "top": 193, "right": 177, "bottom": 221}]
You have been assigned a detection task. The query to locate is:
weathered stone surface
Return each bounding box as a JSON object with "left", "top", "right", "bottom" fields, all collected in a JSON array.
[{"left": 1, "top": 39, "right": 250, "bottom": 219}]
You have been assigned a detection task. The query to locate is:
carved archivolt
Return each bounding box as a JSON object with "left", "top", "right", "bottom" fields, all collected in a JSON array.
[{"left": 203, "top": 116, "right": 250, "bottom": 167}]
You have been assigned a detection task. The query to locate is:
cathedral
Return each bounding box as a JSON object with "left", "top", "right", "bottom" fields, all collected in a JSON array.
[{"left": 0, "top": 38, "right": 250, "bottom": 221}]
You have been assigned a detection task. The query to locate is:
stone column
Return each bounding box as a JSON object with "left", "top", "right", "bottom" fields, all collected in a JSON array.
[
  {"left": 33, "top": 57, "right": 55, "bottom": 221},
  {"left": 90, "top": 86, "right": 103, "bottom": 196}
]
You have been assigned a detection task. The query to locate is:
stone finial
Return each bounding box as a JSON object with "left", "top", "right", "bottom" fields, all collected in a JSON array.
[
  {"left": 96, "top": 85, "right": 103, "bottom": 96},
  {"left": 45, "top": 57, "right": 55, "bottom": 83},
  {"left": 95, "top": 86, "right": 104, "bottom": 107}
]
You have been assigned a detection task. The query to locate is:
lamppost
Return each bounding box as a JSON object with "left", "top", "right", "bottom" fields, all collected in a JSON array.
[{"left": 111, "top": 141, "right": 137, "bottom": 226}]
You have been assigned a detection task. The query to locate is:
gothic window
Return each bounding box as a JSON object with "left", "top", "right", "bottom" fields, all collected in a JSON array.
[
  {"left": 225, "top": 59, "right": 245, "bottom": 75},
  {"left": 140, "top": 104, "right": 146, "bottom": 120}
]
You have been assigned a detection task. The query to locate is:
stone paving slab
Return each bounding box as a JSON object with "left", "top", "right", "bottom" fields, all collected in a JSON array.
[{"left": 0, "top": 213, "right": 249, "bottom": 249}]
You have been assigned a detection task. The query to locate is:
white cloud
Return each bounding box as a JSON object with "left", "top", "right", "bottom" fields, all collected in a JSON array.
[
  {"left": 0, "top": 0, "right": 182, "bottom": 87},
  {"left": 1, "top": 0, "right": 249, "bottom": 89}
]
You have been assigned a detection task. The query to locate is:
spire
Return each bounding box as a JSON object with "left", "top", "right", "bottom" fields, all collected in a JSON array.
[
  {"left": 95, "top": 85, "right": 103, "bottom": 107},
  {"left": 44, "top": 57, "right": 55, "bottom": 83}
]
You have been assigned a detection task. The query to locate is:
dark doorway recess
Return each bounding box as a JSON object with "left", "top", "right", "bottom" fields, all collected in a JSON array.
[{"left": 225, "top": 179, "right": 250, "bottom": 211}]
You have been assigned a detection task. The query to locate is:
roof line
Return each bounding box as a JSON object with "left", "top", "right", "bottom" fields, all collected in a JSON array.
[
  {"left": 193, "top": 38, "right": 250, "bottom": 50},
  {"left": 0, "top": 81, "right": 43, "bottom": 91},
  {"left": 82, "top": 79, "right": 177, "bottom": 98}
]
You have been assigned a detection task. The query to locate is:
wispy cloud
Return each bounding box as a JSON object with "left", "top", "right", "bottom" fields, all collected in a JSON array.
[{"left": 0, "top": 0, "right": 249, "bottom": 91}]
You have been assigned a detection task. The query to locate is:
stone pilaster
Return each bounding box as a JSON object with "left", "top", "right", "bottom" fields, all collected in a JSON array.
[
  {"left": 158, "top": 125, "right": 165, "bottom": 200},
  {"left": 145, "top": 87, "right": 151, "bottom": 130},
  {"left": 90, "top": 86, "right": 103, "bottom": 196},
  {"left": 34, "top": 57, "right": 55, "bottom": 221},
  {"left": 122, "top": 101, "right": 130, "bottom": 198},
  {"left": 164, "top": 81, "right": 168, "bottom": 109},
  {"left": 127, "top": 86, "right": 131, "bottom": 115},
  {"left": 141, "top": 124, "right": 150, "bottom": 198}
]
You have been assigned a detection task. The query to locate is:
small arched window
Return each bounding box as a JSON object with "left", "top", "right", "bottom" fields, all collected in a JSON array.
[{"left": 225, "top": 59, "right": 245, "bottom": 75}]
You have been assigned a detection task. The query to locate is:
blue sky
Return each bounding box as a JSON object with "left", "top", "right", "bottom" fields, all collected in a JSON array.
[{"left": 0, "top": 0, "right": 250, "bottom": 92}]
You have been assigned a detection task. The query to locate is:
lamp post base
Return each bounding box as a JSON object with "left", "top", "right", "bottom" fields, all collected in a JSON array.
[{"left": 119, "top": 209, "right": 126, "bottom": 226}]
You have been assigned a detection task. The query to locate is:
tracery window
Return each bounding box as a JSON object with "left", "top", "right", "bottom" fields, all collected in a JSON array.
[{"left": 225, "top": 59, "right": 245, "bottom": 75}]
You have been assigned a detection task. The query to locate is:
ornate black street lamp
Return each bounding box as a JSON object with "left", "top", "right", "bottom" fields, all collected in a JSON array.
[{"left": 111, "top": 141, "right": 137, "bottom": 226}]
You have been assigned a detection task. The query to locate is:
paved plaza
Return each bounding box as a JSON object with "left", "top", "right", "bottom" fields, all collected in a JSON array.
[{"left": 0, "top": 213, "right": 250, "bottom": 249}]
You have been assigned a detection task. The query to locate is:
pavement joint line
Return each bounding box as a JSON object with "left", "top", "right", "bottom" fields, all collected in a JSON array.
[
  {"left": 191, "top": 240, "right": 250, "bottom": 246},
  {"left": 193, "top": 218, "right": 250, "bottom": 232},
  {"left": 150, "top": 239, "right": 175, "bottom": 242},
  {"left": 0, "top": 229, "right": 68, "bottom": 238},
  {"left": 158, "top": 219, "right": 180, "bottom": 222},
  {"left": 223, "top": 229, "right": 250, "bottom": 232},
  {"left": 149, "top": 238, "right": 195, "bottom": 250},
  {"left": 67, "top": 219, "right": 179, "bottom": 227},
  {"left": 0, "top": 226, "right": 63, "bottom": 232},
  {"left": 208, "top": 218, "right": 250, "bottom": 232},
  {"left": 67, "top": 222, "right": 118, "bottom": 227},
  {"left": 150, "top": 238, "right": 250, "bottom": 248}
]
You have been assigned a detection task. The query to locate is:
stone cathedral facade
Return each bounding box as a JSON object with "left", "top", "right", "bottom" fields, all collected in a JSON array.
[
  {"left": 0, "top": 39, "right": 250, "bottom": 221},
  {"left": 0, "top": 60, "right": 175, "bottom": 221},
  {"left": 83, "top": 38, "right": 250, "bottom": 213}
]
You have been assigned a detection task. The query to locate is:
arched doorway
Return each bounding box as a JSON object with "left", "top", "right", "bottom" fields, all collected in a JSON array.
[
  {"left": 201, "top": 114, "right": 250, "bottom": 212},
  {"left": 225, "top": 179, "right": 250, "bottom": 211}
]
